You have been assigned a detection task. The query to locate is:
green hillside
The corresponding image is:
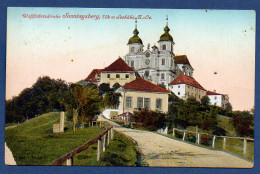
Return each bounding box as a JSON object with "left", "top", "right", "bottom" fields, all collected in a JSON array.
[
  {"left": 5, "top": 112, "right": 105, "bottom": 165},
  {"left": 5, "top": 112, "right": 139, "bottom": 166}
]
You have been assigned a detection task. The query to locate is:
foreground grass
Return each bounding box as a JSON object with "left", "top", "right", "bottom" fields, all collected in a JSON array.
[
  {"left": 5, "top": 112, "right": 140, "bottom": 166},
  {"left": 5, "top": 112, "right": 104, "bottom": 165}
]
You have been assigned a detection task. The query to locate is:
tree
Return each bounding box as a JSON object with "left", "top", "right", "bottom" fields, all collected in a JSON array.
[
  {"left": 201, "top": 95, "right": 210, "bottom": 106},
  {"left": 5, "top": 76, "right": 70, "bottom": 123},
  {"left": 225, "top": 102, "right": 232, "bottom": 111},
  {"left": 112, "top": 83, "right": 121, "bottom": 91},
  {"left": 66, "top": 84, "right": 102, "bottom": 133},
  {"left": 168, "top": 92, "right": 184, "bottom": 104},
  {"left": 102, "top": 91, "right": 121, "bottom": 109},
  {"left": 231, "top": 111, "right": 254, "bottom": 137},
  {"left": 99, "top": 83, "right": 111, "bottom": 94}
]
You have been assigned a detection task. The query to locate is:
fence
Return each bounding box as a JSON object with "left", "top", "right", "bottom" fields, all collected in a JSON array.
[
  {"left": 172, "top": 128, "right": 254, "bottom": 156},
  {"left": 50, "top": 124, "right": 114, "bottom": 166}
]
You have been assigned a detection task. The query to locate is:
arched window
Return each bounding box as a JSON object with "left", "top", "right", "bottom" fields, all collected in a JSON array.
[
  {"left": 131, "top": 47, "right": 135, "bottom": 53},
  {"left": 162, "top": 45, "right": 166, "bottom": 50},
  {"left": 161, "top": 73, "right": 165, "bottom": 80},
  {"left": 131, "top": 61, "right": 134, "bottom": 68}
]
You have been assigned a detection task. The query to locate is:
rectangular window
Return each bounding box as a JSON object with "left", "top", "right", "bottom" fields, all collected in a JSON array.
[
  {"left": 144, "top": 98, "right": 150, "bottom": 108},
  {"left": 178, "top": 85, "right": 180, "bottom": 88},
  {"left": 127, "top": 60, "right": 129, "bottom": 65},
  {"left": 156, "top": 98, "right": 162, "bottom": 109},
  {"left": 126, "top": 97, "right": 132, "bottom": 108},
  {"left": 162, "top": 59, "right": 165, "bottom": 65},
  {"left": 116, "top": 74, "right": 120, "bottom": 78},
  {"left": 107, "top": 74, "right": 110, "bottom": 78},
  {"left": 137, "top": 97, "right": 143, "bottom": 108},
  {"left": 126, "top": 74, "right": 129, "bottom": 78},
  {"left": 178, "top": 92, "right": 180, "bottom": 95}
]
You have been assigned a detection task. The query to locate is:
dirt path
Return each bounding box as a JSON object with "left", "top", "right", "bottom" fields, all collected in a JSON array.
[
  {"left": 98, "top": 116, "right": 253, "bottom": 168},
  {"left": 5, "top": 143, "right": 16, "bottom": 165}
]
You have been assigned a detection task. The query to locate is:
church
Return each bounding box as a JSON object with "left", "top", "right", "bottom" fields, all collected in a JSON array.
[
  {"left": 84, "top": 17, "right": 230, "bottom": 109},
  {"left": 124, "top": 18, "right": 193, "bottom": 89}
]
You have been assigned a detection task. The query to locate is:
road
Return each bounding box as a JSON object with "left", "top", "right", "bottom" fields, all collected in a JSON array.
[
  {"left": 5, "top": 143, "right": 16, "bottom": 165},
  {"left": 97, "top": 116, "right": 253, "bottom": 168}
]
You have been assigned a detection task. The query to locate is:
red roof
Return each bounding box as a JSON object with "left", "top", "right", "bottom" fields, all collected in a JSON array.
[
  {"left": 84, "top": 69, "right": 103, "bottom": 82},
  {"left": 206, "top": 91, "right": 221, "bottom": 95},
  {"left": 102, "top": 57, "right": 135, "bottom": 72},
  {"left": 168, "top": 74, "right": 206, "bottom": 90},
  {"left": 122, "top": 77, "right": 171, "bottom": 93}
]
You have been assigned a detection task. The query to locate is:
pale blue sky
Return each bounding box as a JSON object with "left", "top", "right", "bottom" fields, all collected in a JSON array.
[{"left": 6, "top": 8, "right": 255, "bottom": 110}]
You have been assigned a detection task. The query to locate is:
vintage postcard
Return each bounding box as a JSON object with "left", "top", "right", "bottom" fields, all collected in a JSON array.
[{"left": 5, "top": 7, "right": 255, "bottom": 167}]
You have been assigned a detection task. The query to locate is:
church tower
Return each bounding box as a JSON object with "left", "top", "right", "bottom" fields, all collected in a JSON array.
[
  {"left": 158, "top": 16, "right": 175, "bottom": 53},
  {"left": 126, "top": 19, "right": 144, "bottom": 69}
]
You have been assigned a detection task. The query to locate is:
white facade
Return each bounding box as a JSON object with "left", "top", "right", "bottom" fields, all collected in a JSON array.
[
  {"left": 208, "top": 94, "right": 230, "bottom": 108},
  {"left": 168, "top": 84, "right": 186, "bottom": 99},
  {"left": 208, "top": 95, "right": 222, "bottom": 107},
  {"left": 169, "top": 84, "right": 207, "bottom": 101},
  {"left": 125, "top": 42, "right": 183, "bottom": 88}
]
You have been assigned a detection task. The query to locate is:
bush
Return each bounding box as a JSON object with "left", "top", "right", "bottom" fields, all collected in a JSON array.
[
  {"left": 186, "top": 133, "right": 196, "bottom": 143},
  {"left": 134, "top": 109, "right": 167, "bottom": 131},
  {"left": 200, "top": 134, "right": 212, "bottom": 146},
  {"left": 175, "top": 130, "right": 184, "bottom": 139},
  {"left": 213, "top": 127, "right": 226, "bottom": 136}
]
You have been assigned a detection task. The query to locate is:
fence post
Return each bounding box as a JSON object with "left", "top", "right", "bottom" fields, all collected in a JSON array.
[
  {"left": 66, "top": 157, "right": 73, "bottom": 166},
  {"left": 102, "top": 135, "right": 106, "bottom": 152},
  {"left": 97, "top": 139, "right": 102, "bottom": 161},
  {"left": 107, "top": 130, "right": 110, "bottom": 145},
  {"left": 212, "top": 136, "right": 216, "bottom": 149},
  {"left": 173, "top": 128, "right": 175, "bottom": 137},
  {"left": 111, "top": 128, "right": 114, "bottom": 140},
  {"left": 183, "top": 131, "right": 186, "bottom": 141},
  {"left": 92, "top": 122, "right": 94, "bottom": 127},
  {"left": 243, "top": 139, "right": 247, "bottom": 155},
  {"left": 195, "top": 125, "right": 198, "bottom": 143},
  {"left": 223, "top": 137, "right": 226, "bottom": 150},
  {"left": 197, "top": 133, "right": 200, "bottom": 144}
]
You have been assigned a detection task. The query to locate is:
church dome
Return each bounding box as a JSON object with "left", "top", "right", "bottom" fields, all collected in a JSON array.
[
  {"left": 128, "top": 28, "right": 143, "bottom": 44},
  {"left": 159, "top": 25, "right": 173, "bottom": 42}
]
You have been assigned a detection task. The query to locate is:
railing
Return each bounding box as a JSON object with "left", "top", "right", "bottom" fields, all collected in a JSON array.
[
  {"left": 172, "top": 128, "right": 254, "bottom": 156},
  {"left": 50, "top": 125, "right": 114, "bottom": 166}
]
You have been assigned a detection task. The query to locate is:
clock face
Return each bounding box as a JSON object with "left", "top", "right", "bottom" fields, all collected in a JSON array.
[
  {"left": 145, "top": 59, "right": 150, "bottom": 65},
  {"left": 145, "top": 52, "right": 150, "bottom": 58}
]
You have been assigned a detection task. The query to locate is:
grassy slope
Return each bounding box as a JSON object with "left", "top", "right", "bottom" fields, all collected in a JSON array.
[
  {"left": 5, "top": 112, "right": 139, "bottom": 166},
  {"left": 217, "top": 115, "right": 237, "bottom": 136}
]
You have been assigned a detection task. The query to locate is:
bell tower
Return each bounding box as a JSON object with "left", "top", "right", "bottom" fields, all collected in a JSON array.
[
  {"left": 158, "top": 15, "right": 175, "bottom": 53},
  {"left": 127, "top": 19, "right": 144, "bottom": 54}
]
